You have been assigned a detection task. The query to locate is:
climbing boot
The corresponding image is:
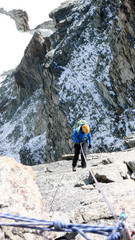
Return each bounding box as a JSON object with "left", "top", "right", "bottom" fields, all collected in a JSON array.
[{"left": 72, "top": 167, "right": 76, "bottom": 171}]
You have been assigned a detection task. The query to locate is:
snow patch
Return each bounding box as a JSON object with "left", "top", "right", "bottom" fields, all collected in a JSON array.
[{"left": 0, "top": 88, "right": 46, "bottom": 162}]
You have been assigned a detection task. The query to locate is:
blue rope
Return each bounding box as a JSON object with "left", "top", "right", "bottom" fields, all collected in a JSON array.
[
  {"left": 0, "top": 212, "right": 125, "bottom": 240},
  {"left": 106, "top": 221, "right": 124, "bottom": 240}
]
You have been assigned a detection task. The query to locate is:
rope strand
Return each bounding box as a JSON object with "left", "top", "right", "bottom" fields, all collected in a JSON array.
[
  {"left": 0, "top": 212, "right": 126, "bottom": 240},
  {"left": 49, "top": 173, "right": 64, "bottom": 218},
  {"left": 80, "top": 143, "right": 118, "bottom": 221}
]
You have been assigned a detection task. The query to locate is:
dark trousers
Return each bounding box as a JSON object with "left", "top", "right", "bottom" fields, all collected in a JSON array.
[{"left": 72, "top": 142, "right": 88, "bottom": 168}]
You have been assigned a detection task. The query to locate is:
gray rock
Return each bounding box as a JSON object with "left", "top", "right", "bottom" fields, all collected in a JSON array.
[
  {"left": 1, "top": 0, "right": 135, "bottom": 164},
  {"left": 0, "top": 150, "right": 135, "bottom": 239},
  {"left": 32, "top": 148, "right": 135, "bottom": 240},
  {"left": 125, "top": 160, "right": 135, "bottom": 173},
  {"left": 124, "top": 132, "right": 135, "bottom": 148},
  {"left": 0, "top": 8, "right": 29, "bottom": 31}
]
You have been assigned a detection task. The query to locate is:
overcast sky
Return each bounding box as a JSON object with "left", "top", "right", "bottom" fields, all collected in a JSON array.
[
  {"left": 0, "top": 0, "right": 72, "bottom": 75},
  {"left": 0, "top": 0, "right": 67, "bottom": 28}
]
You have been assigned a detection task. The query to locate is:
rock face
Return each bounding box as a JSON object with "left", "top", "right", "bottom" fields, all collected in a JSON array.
[
  {"left": 14, "top": 31, "right": 46, "bottom": 100},
  {"left": 0, "top": 0, "right": 135, "bottom": 164},
  {"left": 0, "top": 8, "right": 29, "bottom": 31},
  {"left": 109, "top": 0, "right": 135, "bottom": 109},
  {"left": 32, "top": 148, "right": 135, "bottom": 239},
  {"left": 0, "top": 156, "right": 55, "bottom": 239}
]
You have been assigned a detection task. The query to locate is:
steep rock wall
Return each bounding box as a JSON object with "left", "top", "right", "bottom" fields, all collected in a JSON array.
[
  {"left": 109, "top": 0, "right": 135, "bottom": 109},
  {"left": 1, "top": 0, "right": 135, "bottom": 164}
]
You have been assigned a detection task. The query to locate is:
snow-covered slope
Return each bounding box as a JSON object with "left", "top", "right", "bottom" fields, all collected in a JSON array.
[{"left": 0, "top": 75, "right": 46, "bottom": 162}]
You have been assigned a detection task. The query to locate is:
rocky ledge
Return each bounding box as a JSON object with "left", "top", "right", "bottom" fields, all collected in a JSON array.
[
  {"left": 32, "top": 148, "right": 135, "bottom": 239},
  {"left": 0, "top": 149, "right": 135, "bottom": 239}
]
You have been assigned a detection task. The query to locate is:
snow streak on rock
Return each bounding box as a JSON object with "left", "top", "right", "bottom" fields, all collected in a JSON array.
[
  {"left": 58, "top": 2, "right": 119, "bottom": 151},
  {"left": 0, "top": 76, "right": 46, "bottom": 163}
]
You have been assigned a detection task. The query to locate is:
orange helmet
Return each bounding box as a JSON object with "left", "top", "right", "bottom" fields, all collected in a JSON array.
[{"left": 82, "top": 124, "right": 90, "bottom": 134}]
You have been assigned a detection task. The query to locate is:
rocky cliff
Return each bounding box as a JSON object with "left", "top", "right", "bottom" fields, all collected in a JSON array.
[{"left": 0, "top": 0, "right": 135, "bottom": 164}]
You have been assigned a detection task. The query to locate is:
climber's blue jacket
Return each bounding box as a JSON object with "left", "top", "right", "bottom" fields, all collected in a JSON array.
[{"left": 72, "top": 127, "right": 92, "bottom": 145}]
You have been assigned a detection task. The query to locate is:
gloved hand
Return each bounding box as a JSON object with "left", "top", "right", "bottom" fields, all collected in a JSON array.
[{"left": 88, "top": 145, "right": 92, "bottom": 149}]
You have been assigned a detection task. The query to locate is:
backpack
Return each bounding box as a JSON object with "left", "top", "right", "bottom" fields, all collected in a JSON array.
[{"left": 75, "top": 119, "right": 89, "bottom": 129}]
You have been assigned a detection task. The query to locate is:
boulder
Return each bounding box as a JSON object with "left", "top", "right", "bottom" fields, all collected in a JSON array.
[
  {"left": 0, "top": 156, "right": 54, "bottom": 239},
  {"left": 124, "top": 132, "right": 135, "bottom": 148}
]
